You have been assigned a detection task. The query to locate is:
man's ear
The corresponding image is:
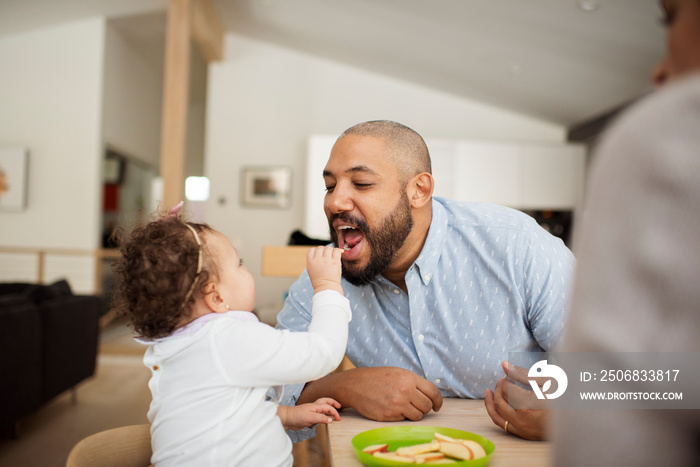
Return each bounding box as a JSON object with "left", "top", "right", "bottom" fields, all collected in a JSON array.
[
  {"left": 202, "top": 283, "right": 228, "bottom": 313},
  {"left": 407, "top": 172, "right": 434, "bottom": 209}
]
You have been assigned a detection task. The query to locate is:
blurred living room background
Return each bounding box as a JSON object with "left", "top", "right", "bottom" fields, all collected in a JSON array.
[{"left": 0, "top": 0, "right": 664, "bottom": 465}]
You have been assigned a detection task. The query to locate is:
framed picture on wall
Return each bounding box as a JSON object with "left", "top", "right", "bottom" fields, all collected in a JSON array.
[
  {"left": 103, "top": 150, "right": 126, "bottom": 184},
  {"left": 0, "top": 146, "right": 29, "bottom": 212},
  {"left": 241, "top": 166, "right": 292, "bottom": 209}
]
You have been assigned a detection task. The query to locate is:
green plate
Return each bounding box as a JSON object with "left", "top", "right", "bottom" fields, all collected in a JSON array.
[{"left": 352, "top": 426, "right": 495, "bottom": 466}]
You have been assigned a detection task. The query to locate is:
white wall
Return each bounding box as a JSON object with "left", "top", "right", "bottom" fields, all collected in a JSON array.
[
  {"left": 204, "top": 33, "right": 568, "bottom": 324},
  {"left": 102, "top": 22, "right": 162, "bottom": 168},
  {"left": 0, "top": 19, "right": 105, "bottom": 249},
  {"left": 103, "top": 23, "right": 209, "bottom": 225},
  {"left": 0, "top": 18, "right": 106, "bottom": 292}
]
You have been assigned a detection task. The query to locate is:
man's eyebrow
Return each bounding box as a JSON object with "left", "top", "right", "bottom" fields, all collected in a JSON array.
[{"left": 323, "top": 165, "right": 378, "bottom": 177}]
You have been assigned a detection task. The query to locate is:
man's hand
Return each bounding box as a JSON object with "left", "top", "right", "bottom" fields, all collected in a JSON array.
[
  {"left": 278, "top": 397, "right": 341, "bottom": 431},
  {"left": 484, "top": 361, "right": 549, "bottom": 441},
  {"left": 298, "top": 366, "right": 443, "bottom": 421},
  {"left": 306, "top": 246, "right": 344, "bottom": 295}
]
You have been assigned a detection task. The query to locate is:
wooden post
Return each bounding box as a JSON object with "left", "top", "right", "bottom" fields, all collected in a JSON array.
[
  {"left": 37, "top": 250, "right": 45, "bottom": 284},
  {"left": 160, "top": 0, "right": 192, "bottom": 210},
  {"left": 159, "top": 0, "right": 223, "bottom": 210},
  {"left": 192, "top": 0, "right": 224, "bottom": 62}
]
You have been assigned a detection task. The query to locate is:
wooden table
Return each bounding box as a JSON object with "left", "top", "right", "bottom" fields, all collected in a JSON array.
[{"left": 327, "top": 398, "right": 551, "bottom": 466}]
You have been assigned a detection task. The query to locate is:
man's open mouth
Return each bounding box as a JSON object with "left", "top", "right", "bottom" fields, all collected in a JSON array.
[{"left": 335, "top": 223, "right": 365, "bottom": 259}]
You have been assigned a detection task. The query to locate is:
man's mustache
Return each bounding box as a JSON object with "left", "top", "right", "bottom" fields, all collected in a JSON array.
[{"left": 329, "top": 213, "right": 370, "bottom": 233}]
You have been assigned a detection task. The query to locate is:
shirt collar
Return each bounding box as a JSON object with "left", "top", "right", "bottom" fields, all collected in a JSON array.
[
  {"left": 136, "top": 310, "right": 259, "bottom": 344},
  {"left": 412, "top": 198, "right": 447, "bottom": 286}
]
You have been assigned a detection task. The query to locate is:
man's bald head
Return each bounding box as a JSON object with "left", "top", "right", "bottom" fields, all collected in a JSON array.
[{"left": 338, "top": 120, "right": 431, "bottom": 185}]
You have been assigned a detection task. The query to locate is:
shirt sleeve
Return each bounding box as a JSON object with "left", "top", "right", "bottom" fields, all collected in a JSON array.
[
  {"left": 273, "top": 272, "right": 318, "bottom": 407},
  {"left": 519, "top": 223, "right": 576, "bottom": 351},
  {"left": 213, "top": 289, "right": 350, "bottom": 388}
]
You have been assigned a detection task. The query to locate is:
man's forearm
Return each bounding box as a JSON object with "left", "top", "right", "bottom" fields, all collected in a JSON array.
[
  {"left": 297, "top": 370, "right": 352, "bottom": 407},
  {"left": 298, "top": 366, "right": 443, "bottom": 422}
]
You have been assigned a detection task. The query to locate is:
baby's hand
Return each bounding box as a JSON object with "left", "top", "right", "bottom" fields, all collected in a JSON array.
[
  {"left": 306, "top": 246, "right": 344, "bottom": 295},
  {"left": 278, "top": 398, "right": 342, "bottom": 431}
]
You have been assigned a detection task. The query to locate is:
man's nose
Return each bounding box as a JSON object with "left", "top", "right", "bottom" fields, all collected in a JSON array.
[{"left": 325, "top": 184, "right": 354, "bottom": 213}]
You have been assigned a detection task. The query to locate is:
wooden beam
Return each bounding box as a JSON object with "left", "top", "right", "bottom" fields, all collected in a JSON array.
[
  {"left": 192, "top": 0, "right": 224, "bottom": 62},
  {"left": 160, "top": 0, "right": 192, "bottom": 209},
  {"left": 159, "top": 0, "right": 222, "bottom": 209}
]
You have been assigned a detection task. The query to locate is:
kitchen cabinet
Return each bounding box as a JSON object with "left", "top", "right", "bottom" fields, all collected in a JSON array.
[
  {"left": 304, "top": 135, "right": 585, "bottom": 239},
  {"left": 451, "top": 140, "right": 585, "bottom": 210}
]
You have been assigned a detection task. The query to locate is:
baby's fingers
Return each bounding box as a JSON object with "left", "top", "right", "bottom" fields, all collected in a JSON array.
[
  {"left": 326, "top": 247, "right": 343, "bottom": 260},
  {"left": 308, "top": 413, "right": 336, "bottom": 426},
  {"left": 315, "top": 403, "right": 341, "bottom": 421},
  {"left": 330, "top": 247, "right": 344, "bottom": 259},
  {"left": 314, "top": 397, "right": 342, "bottom": 409},
  {"left": 320, "top": 246, "right": 333, "bottom": 256},
  {"left": 307, "top": 246, "right": 324, "bottom": 260},
  {"left": 312, "top": 245, "right": 343, "bottom": 259}
]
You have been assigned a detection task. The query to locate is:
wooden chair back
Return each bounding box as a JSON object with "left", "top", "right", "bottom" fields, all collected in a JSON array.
[{"left": 66, "top": 424, "right": 152, "bottom": 467}]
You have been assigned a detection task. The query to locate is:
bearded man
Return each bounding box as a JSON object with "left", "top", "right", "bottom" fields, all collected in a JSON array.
[{"left": 275, "top": 120, "right": 575, "bottom": 441}]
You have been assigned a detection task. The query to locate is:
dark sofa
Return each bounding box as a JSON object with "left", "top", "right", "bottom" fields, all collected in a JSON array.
[{"left": 0, "top": 280, "right": 102, "bottom": 436}]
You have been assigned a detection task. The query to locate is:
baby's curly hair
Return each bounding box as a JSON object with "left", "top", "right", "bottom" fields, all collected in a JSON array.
[{"left": 112, "top": 216, "right": 217, "bottom": 339}]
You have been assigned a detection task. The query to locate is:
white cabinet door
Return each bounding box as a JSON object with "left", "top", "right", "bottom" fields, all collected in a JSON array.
[
  {"left": 426, "top": 140, "right": 457, "bottom": 200},
  {"left": 440, "top": 139, "right": 585, "bottom": 210},
  {"left": 453, "top": 141, "right": 521, "bottom": 206},
  {"left": 517, "top": 143, "right": 585, "bottom": 210},
  {"left": 305, "top": 135, "right": 336, "bottom": 240}
]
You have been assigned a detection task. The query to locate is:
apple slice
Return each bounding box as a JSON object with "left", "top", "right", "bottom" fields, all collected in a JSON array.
[
  {"left": 433, "top": 432, "right": 457, "bottom": 443},
  {"left": 373, "top": 451, "right": 416, "bottom": 463},
  {"left": 413, "top": 451, "right": 446, "bottom": 463},
  {"left": 396, "top": 440, "right": 440, "bottom": 456},
  {"left": 460, "top": 439, "right": 487, "bottom": 459},
  {"left": 423, "top": 459, "right": 457, "bottom": 464},
  {"left": 439, "top": 441, "right": 474, "bottom": 460},
  {"left": 362, "top": 443, "right": 389, "bottom": 454}
]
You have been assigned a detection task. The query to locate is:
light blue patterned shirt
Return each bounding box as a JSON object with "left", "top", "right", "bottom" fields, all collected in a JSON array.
[{"left": 276, "top": 197, "right": 574, "bottom": 407}]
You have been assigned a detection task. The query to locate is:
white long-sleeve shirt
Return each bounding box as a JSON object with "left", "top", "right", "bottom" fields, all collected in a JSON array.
[{"left": 141, "top": 290, "right": 351, "bottom": 466}]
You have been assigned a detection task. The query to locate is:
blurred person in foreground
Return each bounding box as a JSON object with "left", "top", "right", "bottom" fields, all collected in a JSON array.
[{"left": 553, "top": 0, "right": 700, "bottom": 465}]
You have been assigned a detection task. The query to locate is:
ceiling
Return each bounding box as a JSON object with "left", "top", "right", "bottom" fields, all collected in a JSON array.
[{"left": 0, "top": 0, "right": 666, "bottom": 127}]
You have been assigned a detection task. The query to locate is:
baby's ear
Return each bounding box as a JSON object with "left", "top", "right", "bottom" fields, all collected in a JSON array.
[{"left": 202, "top": 283, "right": 228, "bottom": 313}]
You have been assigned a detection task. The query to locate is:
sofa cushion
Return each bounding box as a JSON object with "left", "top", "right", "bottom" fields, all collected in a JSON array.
[
  {"left": 40, "top": 294, "right": 100, "bottom": 403},
  {"left": 0, "top": 294, "right": 43, "bottom": 430},
  {"left": 27, "top": 279, "right": 73, "bottom": 304},
  {"left": 0, "top": 282, "right": 38, "bottom": 297}
]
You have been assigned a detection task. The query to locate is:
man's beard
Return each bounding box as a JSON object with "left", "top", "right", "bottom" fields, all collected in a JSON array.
[{"left": 329, "top": 190, "right": 414, "bottom": 286}]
